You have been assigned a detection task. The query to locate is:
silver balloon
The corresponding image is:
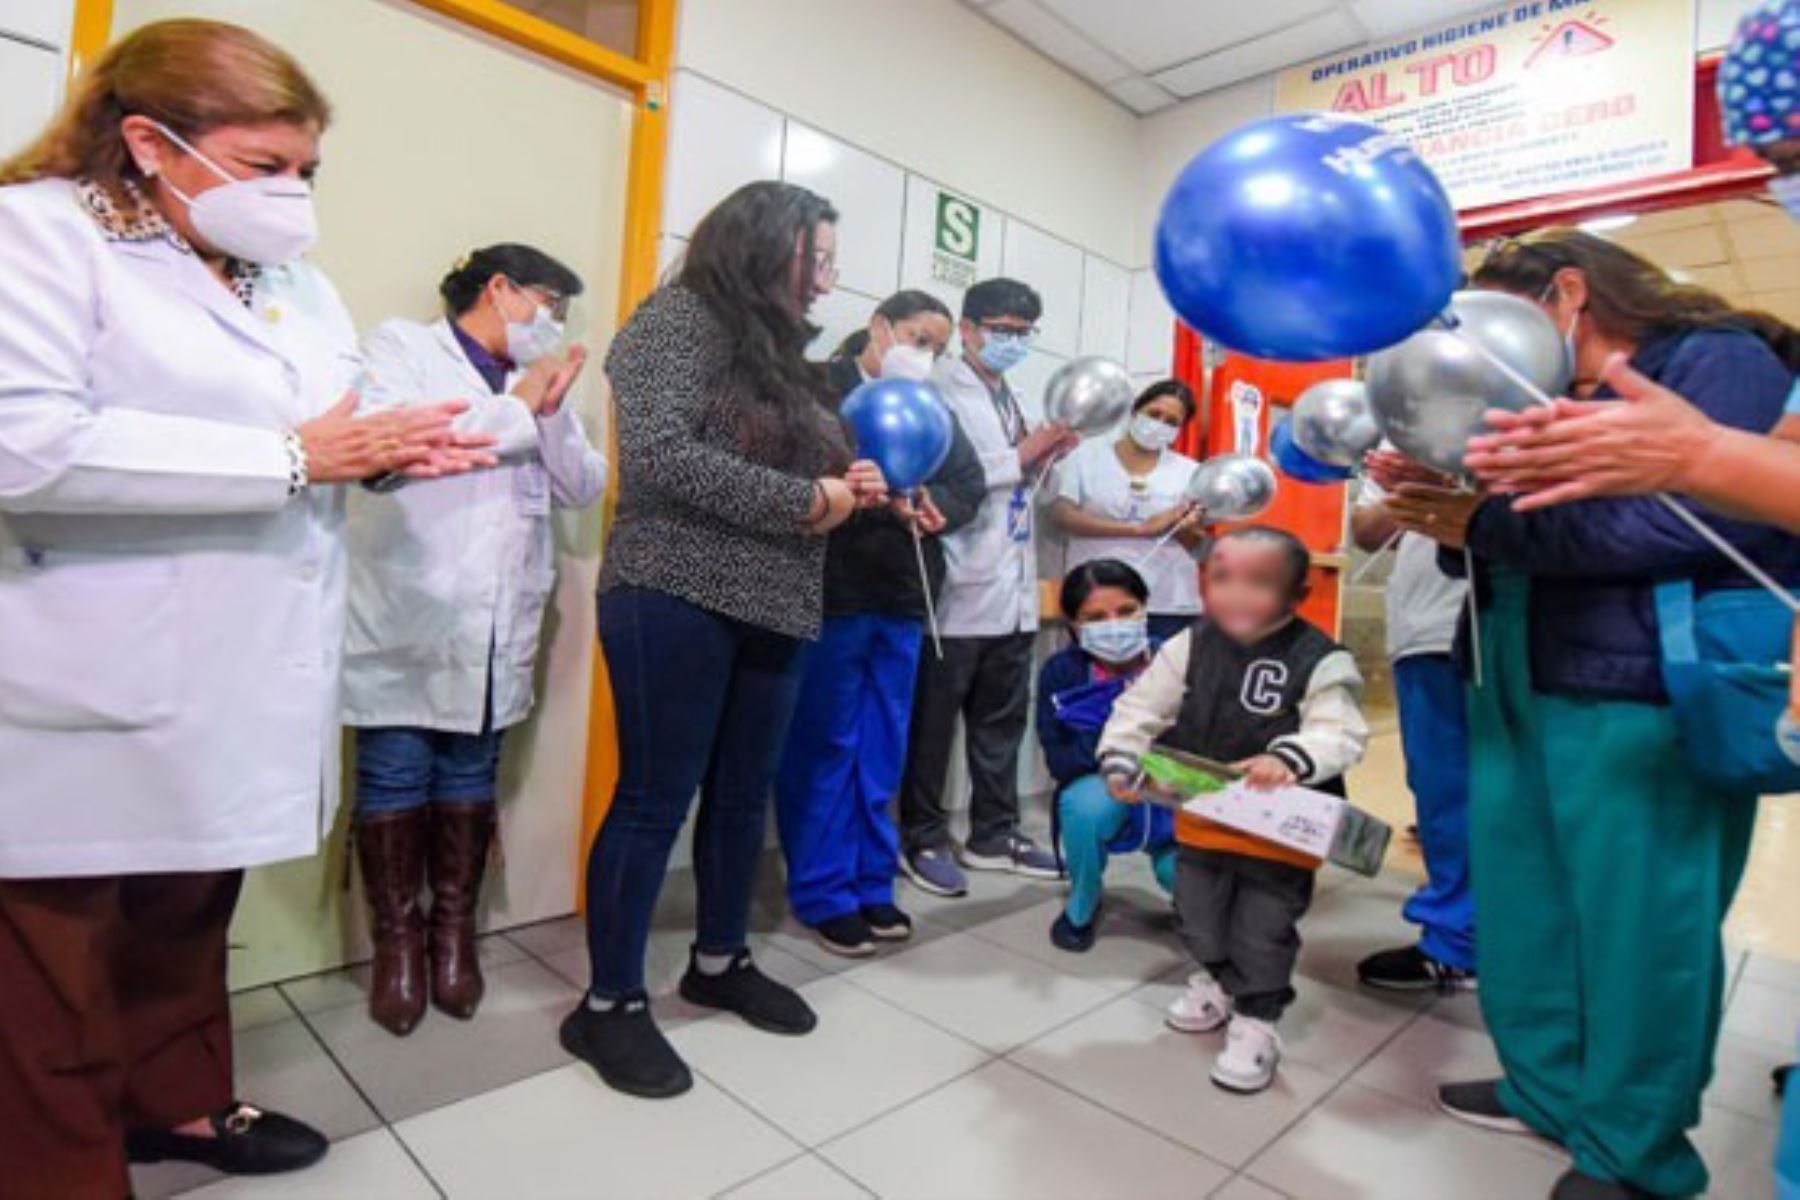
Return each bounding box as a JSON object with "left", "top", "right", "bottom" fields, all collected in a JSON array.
[
  {"left": 1184, "top": 453, "right": 1278, "bottom": 521},
  {"left": 1291, "top": 378, "right": 1381, "bottom": 468},
  {"left": 1043, "top": 356, "right": 1134, "bottom": 436},
  {"left": 1365, "top": 290, "right": 1571, "bottom": 474}
]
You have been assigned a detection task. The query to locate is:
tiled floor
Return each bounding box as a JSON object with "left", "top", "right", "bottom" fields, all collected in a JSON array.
[{"left": 129, "top": 733, "right": 1797, "bottom": 1200}]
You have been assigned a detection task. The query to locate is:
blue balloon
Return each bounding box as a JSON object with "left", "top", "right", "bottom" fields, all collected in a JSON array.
[
  {"left": 840, "top": 377, "right": 954, "bottom": 493},
  {"left": 1270, "top": 417, "right": 1353, "bottom": 485},
  {"left": 1154, "top": 113, "right": 1462, "bottom": 362}
]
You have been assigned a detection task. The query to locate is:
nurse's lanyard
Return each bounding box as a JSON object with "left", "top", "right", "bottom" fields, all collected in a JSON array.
[{"left": 992, "top": 381, "right": 1036, "bottom": 544}]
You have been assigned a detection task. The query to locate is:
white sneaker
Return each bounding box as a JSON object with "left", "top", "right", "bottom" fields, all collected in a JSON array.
[
  {"left": 1211, "top": 1016, "right": 1281, "bottom": 1094},
  {"left": 1164, "top": 973, "right": 1230, "bottom": 1034}
]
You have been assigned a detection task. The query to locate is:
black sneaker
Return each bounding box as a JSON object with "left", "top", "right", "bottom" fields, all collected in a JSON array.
[
  {"left": 861, "top": 903, "right": 913, "bottom": 942},
  {"left": 125, "top": 1103, "right": 328, "bottom": 1175},
  {"left": 1050, "top": 911, "right": 1097, "bottom": 953},
  {"left": 678, "top": 950, "right": 818, "bottom": 1035},
  {"left": 813, "top": 912, "right": 876, "bottom": 958},
  {"left": 1357, "top": 944, "right": 1477, "bottom": 993},
  {"left": 1436, "top": 1079, "right": 1533, "bottom": 1135},
  {"left": 559, "top": 994, "right": 692, "bottom": 1099},
  {"left": 1550, "top": 1168, "right": 1660, "bottom": 1199}
]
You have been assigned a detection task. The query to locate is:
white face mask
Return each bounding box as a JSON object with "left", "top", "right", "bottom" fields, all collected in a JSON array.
[
  {"left": 880, "top": 342, "right": 935, "bottom": 382},
  {"left": 502, "top": 287, "right": 564, "bottom": 365},
  {"left": 1128, "top": 413, "right": 1178, "bottom": 452},
  {"left": 147, "top": 120, "right": 317, "bottom": 265}
]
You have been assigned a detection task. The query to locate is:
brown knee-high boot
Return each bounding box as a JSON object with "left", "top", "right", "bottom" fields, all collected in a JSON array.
[
  {"left": 428, "top": 802, "right": 495, "bottom": 1018},
  {"left": 354, "top": 809, "right": 428, "bottom": 1036}
]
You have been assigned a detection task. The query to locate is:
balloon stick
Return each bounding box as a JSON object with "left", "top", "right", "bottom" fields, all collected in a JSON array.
[
  {"left": 1464, "top": 544, "right": 1485, "bottom": 690},
  {"left": 1022, "top": 444, "right": 1070, "bottom": 511},
  {"left": 1132, "top": 503, "right": 1203, "bottom": 571},
  {"left": 1444, "top": 324, "right": 1800, "bottom": 617},
  {"left": 912, "top": 521, "right": 945, "bottom": 660},
  {"left": 1347, "top": 529, "right": 1403, "bottom": 586}
]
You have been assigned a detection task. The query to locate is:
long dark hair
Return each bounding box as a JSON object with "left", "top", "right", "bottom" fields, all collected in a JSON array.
[
  {"left": 439, "top": 244, "right": 582, "bottom": 316},
  {"left": 1473, "top": 227, "right": 1800, "bottom": 371},
  {"left": 1132, "top": 378, "right": 1196, "bottom": 421},
  {"left": 833, "top": 289, "right": 953, "bottom": 361},
  {"left": 677, "top": 181, "right": 843, "bottom": 467}
]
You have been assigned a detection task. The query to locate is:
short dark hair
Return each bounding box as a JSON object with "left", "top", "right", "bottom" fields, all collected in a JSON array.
[
  {"left": 1133, "top": 378, "right": 1196, "bottom": 421},
  {"left": 962, "top": 277, "right": 1042, "bottom": 325},
  {"left": 1059, "top": 557, "right": 1149, "bottom": 621},
  {"left": 440, "top": 243, "right": 583, "bottom": 317},
  {"left": 1203, "top": 526, "right": 1311, "bottom": 598},
  {"left": 835, "top": 289, "right": 953, "bottom": 360}
]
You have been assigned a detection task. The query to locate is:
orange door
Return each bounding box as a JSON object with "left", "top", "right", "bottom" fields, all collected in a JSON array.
[{"left": 1172, "top": 326, "right": 1353, "bottom": 637}]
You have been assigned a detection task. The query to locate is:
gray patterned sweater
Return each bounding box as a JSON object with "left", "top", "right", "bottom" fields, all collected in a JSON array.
[{"left": 599, "top": 284, "right": 846, "bottom": 640}]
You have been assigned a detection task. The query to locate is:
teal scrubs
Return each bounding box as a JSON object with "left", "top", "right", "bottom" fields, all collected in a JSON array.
[{"left": 1469, "top": 571, "right": 1758, "bottom": 1197}]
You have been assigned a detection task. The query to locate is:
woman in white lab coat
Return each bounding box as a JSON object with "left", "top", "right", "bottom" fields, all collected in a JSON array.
[
  {"left": 0, "top": 20, "right": 491, "bottom": 1195},
  {"left": 343, "top": 244, "right": 607, "bottom": 1037}
]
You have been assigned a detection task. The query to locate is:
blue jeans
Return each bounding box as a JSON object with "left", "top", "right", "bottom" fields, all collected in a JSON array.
[
  {"left": 1057, "top": 775, "right": 1176, "bottom": 926},
  {"left": 775, "top": 613, "right": 921, "bottom": 926},
  {"left": 583, "top": 587, "right": 806, "bottom": 999},
  {"left": 1394, "top": 653, "right": 1477, "bottom": 971},
  {"left": 354, "top": 725, "right": 503, "bottom": 814}
]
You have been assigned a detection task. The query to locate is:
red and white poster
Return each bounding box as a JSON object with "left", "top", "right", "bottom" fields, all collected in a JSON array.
[{"left": 1274, "top": 0, "right": 1696, "bottom": 209}]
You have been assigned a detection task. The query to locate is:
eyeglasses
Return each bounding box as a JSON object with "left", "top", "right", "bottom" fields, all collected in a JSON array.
[
  {"left": 978, "top": 321, "right": 1038, "bottom": 340},
  {"left": 507, "top": 277, "right": 571, "bottom": 321},
  {"left": 804, "top": 248, "right": 838, "bottom": 287}
]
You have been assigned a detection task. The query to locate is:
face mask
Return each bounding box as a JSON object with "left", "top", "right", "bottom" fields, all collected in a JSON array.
[
  {"left": 1128, "top": 413, "right": 1178, "bottom": 452},
  {"left": 880, "top": 340, "right": 935, "bottom": 382},
  {"left": 977, "top": 331, "right": 1030, "bottom": 374},
  {"left": 147, "top": 120, "right": 317, "bottom": 265},
  {"left": 1078, "top": 616, "right": 1149, "bottom": 665},
  {"left": 1539, "top": 283, "right": 1580, "bottom": 380},
  {"left": 1768, "top": 173, "right": 1800, "bottom": 222},
  {"left": 503, "top": 291, "right": 564, "bottom": 365}
]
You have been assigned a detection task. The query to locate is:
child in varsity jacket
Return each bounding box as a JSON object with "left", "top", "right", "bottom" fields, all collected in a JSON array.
[{"left": 1098, "top": 527, "right": 1369, "bottom": 1095}]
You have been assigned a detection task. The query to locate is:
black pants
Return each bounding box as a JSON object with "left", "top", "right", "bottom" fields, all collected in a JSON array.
[
  {"left": 1174, "top": 846, "right": 1315, "bottom": 1021},
  {"left": 899, "top": 631, "right": 1035, "bottom": 853}
]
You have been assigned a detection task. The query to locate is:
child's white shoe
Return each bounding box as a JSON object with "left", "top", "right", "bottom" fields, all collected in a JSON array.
[
  {"left": 1165, "top": 972, "right": 1230, "bottom": 1033},
  {"left": 1211, "top": 1016, "right": 1281, "bottom": 1094}
]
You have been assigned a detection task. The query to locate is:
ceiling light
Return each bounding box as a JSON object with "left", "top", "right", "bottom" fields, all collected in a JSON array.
[{"left": 1580, "top": 214, "right": 1638, "bottom": 234}]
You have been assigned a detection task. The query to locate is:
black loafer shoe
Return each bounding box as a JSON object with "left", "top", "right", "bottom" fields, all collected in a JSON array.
[
  {"left": 1550, "top": 1167, "right": 1661, "bottom": 1199},
  {"left": 125, "top": 1103, "right": 328, "bottom": 1176},
  {"left": 679, "top": 950, "right": 817, "bottom": 1035},
  {"left": 560, "top": 994, "right": 692, "bottom": 1099},
  {"left": 1050, "top": 911, "right": 1097, "bottom": 953}
]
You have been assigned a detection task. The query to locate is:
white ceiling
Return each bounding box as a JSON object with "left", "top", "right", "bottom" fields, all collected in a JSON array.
[{"left": 960, "top": 0, "right": 1509, "bottom": 115}]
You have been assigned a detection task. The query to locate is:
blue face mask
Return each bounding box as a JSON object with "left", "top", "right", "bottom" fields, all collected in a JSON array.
[
  {"left": 977, "top": 331, "right": 1031, "bottom": 374},
  {"left": 1078, "top": 616, "right": 1150, "bottom": 665},
  {"left": 1769, "top": 173, "right": 1800, "bottom": 223}
]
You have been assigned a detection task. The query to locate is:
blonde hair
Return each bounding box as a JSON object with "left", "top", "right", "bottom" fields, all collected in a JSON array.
[{"left": 0, "top": 19, "right": 330, "bottom": 207}]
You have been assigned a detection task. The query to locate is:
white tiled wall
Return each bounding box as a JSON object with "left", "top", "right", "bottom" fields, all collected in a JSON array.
[
  {"left": 663, "top": 69, "right": 1180, "bottom": 403},
  {"left": 1, "top": 0, "right": 73, "bottom": 161}
]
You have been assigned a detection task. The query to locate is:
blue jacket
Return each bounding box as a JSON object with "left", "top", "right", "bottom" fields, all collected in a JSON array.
[
  {"left": 1452, "top": 326, "right": 1799, "bottom": 703},
  {"left": 1036, "top": 643, "right": 1176, "bottom": 853}
]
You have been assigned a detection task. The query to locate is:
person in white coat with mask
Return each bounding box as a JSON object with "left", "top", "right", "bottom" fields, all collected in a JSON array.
[
  {"left": 0, "top": 20, "right": 492, "bottom": 1196},
  {"left": 343, "top": 243, "right": 607, "bottom": 1037}
]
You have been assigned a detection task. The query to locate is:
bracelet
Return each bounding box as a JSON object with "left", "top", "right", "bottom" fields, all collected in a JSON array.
[{"left": 282, "top": 430, "right": 310, "bottom": 497}]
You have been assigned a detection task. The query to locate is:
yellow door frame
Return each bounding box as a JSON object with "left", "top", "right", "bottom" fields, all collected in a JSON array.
[{"left": 68, "top": 0, "right": 676, "bottom": 903}]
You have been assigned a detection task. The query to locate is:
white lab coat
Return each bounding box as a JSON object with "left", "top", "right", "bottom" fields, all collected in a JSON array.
[
  {"left": 342, "top": 318, "right": 607, "bottom": 733},
  {"left": 0, "top": 179, "right": 360, "bottom": 878},
  {"left": 932, "top": 355, "right": 1047, "bottom": 637}
]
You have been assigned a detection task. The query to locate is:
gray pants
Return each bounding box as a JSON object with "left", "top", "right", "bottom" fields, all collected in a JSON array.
[
  {"left": 900, "top": 631, "right": 1035, "bottom": 853},
  {"left": 1175, "top": 846, "right": 1316, "bottom": 1021}
]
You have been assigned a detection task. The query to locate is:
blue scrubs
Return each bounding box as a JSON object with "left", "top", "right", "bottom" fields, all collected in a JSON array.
[
  {"left": 775, "top": 613, "right": 923, "bottom": 925},
  {"left": 1393, "top": 653, "right": 1477, "bottom": 971}
]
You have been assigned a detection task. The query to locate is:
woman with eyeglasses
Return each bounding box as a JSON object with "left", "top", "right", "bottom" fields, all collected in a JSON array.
[
  {"left": 342, "top": 244, "right": 607, "bottom": 1038},
  {"left": 1380, "top": 228, "right": 1800, "bottom": 1200},
  {"left": 1051, "top": 378, "right": 1206, "bottom": 642},
  {"left": 561, "top": 181, "right": 888, "bottom": 1100}
]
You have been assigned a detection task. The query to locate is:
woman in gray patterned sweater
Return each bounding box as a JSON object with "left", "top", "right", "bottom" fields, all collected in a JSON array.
[{"left": 560, "top": 181, "right": 888, "bottom": 1099}]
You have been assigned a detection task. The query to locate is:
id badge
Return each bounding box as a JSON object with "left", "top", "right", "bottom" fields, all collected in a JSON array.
[
  {"left": 514, "top": 462, "right": 551, "bottom": 516},
  {"left": 1005, "top": 483, "right": 1031, "bottom": 543}
]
